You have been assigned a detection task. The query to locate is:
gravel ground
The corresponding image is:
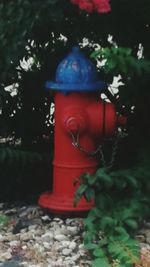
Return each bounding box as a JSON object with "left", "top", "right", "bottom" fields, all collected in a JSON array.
[
  {"left": 0, "top": 202, "right": 150, "bottom": 267},
  {"left": 0, "top": 202, "right": 91, "bottom": 267}
]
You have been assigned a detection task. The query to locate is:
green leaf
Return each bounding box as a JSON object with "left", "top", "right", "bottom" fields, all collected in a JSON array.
[
  {"left": 93, "top": 248, "right": 106, "bottom": 258},
  {"left": 108, "top": 238, "right": 140, "bottom": 265},
  {"left": 84, "top": 220, "right": 96, "bottom": 233},
  {"left": 76, "top": 184, "right": 88, "bottom": 195},
  {"left": 84, "top": 188, "right": 95, "bottom": 202},
  {"left": 96, "top": 194, "right": 113, "bottom": 210},
  {"left": 121, "top": 208, "right": 135, "bottom": 221},
  {"left": 109, "top": 233, "right": 129, "bottom": 243},
  {"left": 99, "top": 237, "right": 108, "bottom": 247},
  {"left": 74, "top": 184, "right": 88, "bottom": 206},
  {"left": 92, "top": 257, "right": 110, "bottom": 267},
  {"left": 85, "top": 243, "right": 98, "bottom": 250},
  {"left": 125, "top": 175, "right": 138, "bottom": 188},
  {"left": 100, "top": 216, "right": 117, "bottom": 231},
  {"left": 96, "top": 169, "right": 113, "bottom": 187},
  {"left": 84, "top": 231, "right": 95, "bottom": 244},
  {"left": 88, "top": 174, "right": 97, "bottom": 185},
  {"left": 88, "top": 207, "right": 102, "bottom": 219},
  {"left": 114, "top": 227, "right": 129, "bottom": 236},
  {"left": 125, "top": 219, "right": 138, "bottom": 230},
  {"left": 90, "top": 50, "right": 101, "bottom": 59}
]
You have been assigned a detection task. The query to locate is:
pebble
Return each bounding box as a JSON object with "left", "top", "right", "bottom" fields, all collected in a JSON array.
[
  {"left": 4, "top": 208, "right": 17, "bottom": 215},
  {"left": 54, "top": 234, "right": 69, "bottom": 241},
  {"left": 62, "top": 248, "right": 72, "bottom": 256},
  {"left": 0, "top": 234, "right": 3, "bottom": 241},
  {"left": 41, "top": 215, "right": 51, "bottom": 223},
  {"left": 2, "top": 234, "right": 20, "bottom": 242},
  {"left": 135, "top": 234, "right": 146, "bottom": 242},
  {"left": 0, "top": 251, "right": 12, "bottom": 261},
  {"left": 61, "top": 240, "right": 71, "bottom": 247},
  {"left": 146, "top": 234, "right": 150, "bottom": 244},
  {"left": 0, "top": 260, "right": 21, "bottom": 267},
  {"left": 19, "top": 232, "right": 33, "bottom": 241},
  {"left": 41, "top": 232, "right": 54, "bottom": 242},
  {"left": 43, "top": 242, "right": 50, "bottom": 249},
  {"left": 69, "top": 241, "right": 77, "bottom": 250},
  {"left": 28, "top": 224, "right": 37, "bottom": 231},
  {"left": 9, "top": 240, "right": 20, "bottom": 247}
]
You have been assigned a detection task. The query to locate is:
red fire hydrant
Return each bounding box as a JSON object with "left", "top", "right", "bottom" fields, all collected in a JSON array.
[{"left": 38, "top": 47, "right": 124, "bottom": 215}]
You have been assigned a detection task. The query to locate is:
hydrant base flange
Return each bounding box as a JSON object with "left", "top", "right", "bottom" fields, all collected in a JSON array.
[{"left": 38, "top": 192, "right": 93, "bottom": 215}]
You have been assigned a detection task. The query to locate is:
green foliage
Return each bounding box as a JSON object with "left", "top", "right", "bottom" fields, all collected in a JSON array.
[
  {"left": 91, "top": 47, "right": 150, "bottom": 76},
  {"left": 0, "top": 0, "right": 65, "bottom": 84},
  {"left": 75, "top": 144, "right": 150, "bottom": 266},
  {"left": 0, "top": 146, "right": 51, "bottom": 166}
]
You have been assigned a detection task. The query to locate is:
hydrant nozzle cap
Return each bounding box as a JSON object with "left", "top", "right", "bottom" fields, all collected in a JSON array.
[
  {"left": 65, "top": 117, "right": 79, "bottom": 133},
  {"left": 45, "top": 47, "right": 107, "bottom": 93}
]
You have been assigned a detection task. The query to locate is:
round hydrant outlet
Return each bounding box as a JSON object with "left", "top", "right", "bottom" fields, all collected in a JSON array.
[{"left": 38, "top": 47, "right": 119, "bottom": 216}]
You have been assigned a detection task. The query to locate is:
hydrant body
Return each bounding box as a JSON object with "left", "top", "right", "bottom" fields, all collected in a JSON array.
[{"left": 38, "top": 47, "right": 119, "bottom": 215}]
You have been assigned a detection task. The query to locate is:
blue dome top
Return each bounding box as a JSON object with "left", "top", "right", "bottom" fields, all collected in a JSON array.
[{"left": 45, "top": 47, "right": 107, "bottom": 92}]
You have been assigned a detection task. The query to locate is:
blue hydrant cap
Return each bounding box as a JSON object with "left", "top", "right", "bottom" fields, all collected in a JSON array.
[{"left": 46, "top": 47, "right": 107, "bottom": 92}]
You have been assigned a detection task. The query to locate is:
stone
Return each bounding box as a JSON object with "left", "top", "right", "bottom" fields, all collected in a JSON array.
[
  {"left": 53, "top": 217, "right": 63, "bottom": 222},
  {"left": 41, "top": 215, "right": 51, "bottom": 223},
  {"left": 146, "top": 235, "right": 150, "bottom": 244},
  {"left": 19, "top": 232, "right": 33, "bottom": 241},
  {"left": 63, "top": 258, "right": 76, "bottom": 265},
  {"left": 62, "top": 248, "right": 72, "bottom": 256},
  {"left": 71, "top": 254, "right": 81, "bottom": 262},
  {"left": 28, "top": 224, "right": 38, "bottom": 231},
  {"left": 79, "top": 243, "right": 84, "bottom": 249},
  {"left": 0, "top": 234, "right": 3, "bottom": 241},
  {"left": 54, "top": 228, "right": 69, "bottom": 236},
  {"left": 0, "top": 203, "right": 4, "bottom": 209},
  {"left": 65, "top": 219, "right": 74, "bottom": 225},
  {"left": 9, "top": 240, "right": 21, "bottom": 247},
  {"left": 22, "top": 245, "right": 27, "bottom": 250},
  {"left": 19, "top": 262, "right": 28, "bottom": 267},
  {"left": 2, "top": 234, "right": 19, "bottom": 242},
  {"left": 54, "top": 234, "right": 69, "bottom": 241},
  {"left": 61, "top": 241, "right": 71, "bottom": 247},
  {"left": 0, "top": 260, "right": 21, "bottom": 267},
  {"left": 0, "top": 251, "right": 12, "bottom": 261},
  {"left": 135, "top": 234, "right": 146, "bottom": 242},
  {"left": 67, "top": 226, "right": 79, "bottom": 235},
  {"left": 33, "top": 243, "right": 45, "bottom": 253},
  {"left": 41, "top": 232, "right": 54, "bottom": 242},
  {"left": 20, "top": 229, "right": 27, "bottom": 234},
  {"left": 69, "top": 241, "right": 77, "bottom": 250},
  {"left": 140, "top": 242, "right": 148, "bottom": 248},
  {"left": 144, "top": 222, "right": 150, "bottom": 229},
  {"left": 51, "top": 258, "right": 63, "bottom": 266},
  {"left": 43, "top": 242, "right": 50, "bottom": 249},
  {"left": 4, "top": 208, "right": 17, "bottom": 215}
]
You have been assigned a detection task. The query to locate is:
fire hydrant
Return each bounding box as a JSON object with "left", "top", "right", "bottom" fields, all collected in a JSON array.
[{"left": 38, "top": 47, "right": 124, "bottom": 215}]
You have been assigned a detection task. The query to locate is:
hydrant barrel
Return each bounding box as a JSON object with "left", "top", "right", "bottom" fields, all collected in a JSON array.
[{"left": 38, "top": 47, "right": 118, "bottom": 215}]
